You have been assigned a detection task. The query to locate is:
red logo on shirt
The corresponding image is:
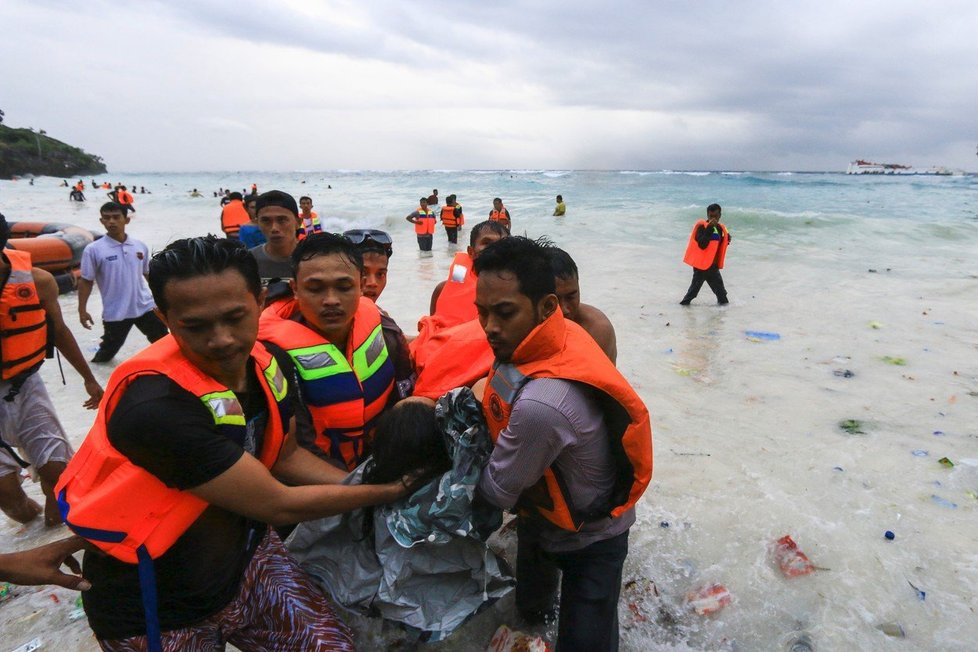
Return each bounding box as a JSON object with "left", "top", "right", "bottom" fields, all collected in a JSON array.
[
  {"left": 136, "top": 251, "right": 144, "bottom": 260},
  {"left": 489, "top": 394, "right": 504, "bottom": 422}
]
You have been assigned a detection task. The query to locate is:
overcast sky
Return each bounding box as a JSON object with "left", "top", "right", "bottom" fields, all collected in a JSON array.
[{"left": 2, "top": 0, "right": 976, "bottom": 172}]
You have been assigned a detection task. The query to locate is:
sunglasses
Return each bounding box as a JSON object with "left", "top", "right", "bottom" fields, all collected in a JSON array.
[{"left": 343, "top": 229, "right": 393, "bottom": 256}]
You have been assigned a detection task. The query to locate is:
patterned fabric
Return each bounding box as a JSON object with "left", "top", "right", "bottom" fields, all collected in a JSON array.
[
  {"left": 384, "top": 386, "right": 502, "bottom": 546},
  {"left": 98, "top": 530, "right": 353, "bottom": 652}
]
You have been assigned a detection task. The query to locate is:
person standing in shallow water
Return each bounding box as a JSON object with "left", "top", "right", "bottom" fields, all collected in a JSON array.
[
  {"left": 405, "top": 197, "right": 437, "bottom": 251},
  {"left": 680, "top": 203, "right": 731, "bottom": 305}
]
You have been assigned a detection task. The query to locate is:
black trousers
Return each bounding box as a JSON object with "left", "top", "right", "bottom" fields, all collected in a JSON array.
[
  {"left": 444, "top": 227, "right": 458, "bottom": 244},
  {"left": 516, "top": 523, "right": 629, "bottom": 652},
  {"left": 416, "top": 234, "right": 433, "bottom": 251},
  {"left": 681, "top": 265, "right": 728, "bottom": 304},
  {"left": 92, "top": 311, "right": 169, "bottom": 362}
]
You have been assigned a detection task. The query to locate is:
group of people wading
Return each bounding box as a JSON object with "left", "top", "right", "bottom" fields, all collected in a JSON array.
[{"left": 1, "top": 188, "right": 736, "bottom": 650}]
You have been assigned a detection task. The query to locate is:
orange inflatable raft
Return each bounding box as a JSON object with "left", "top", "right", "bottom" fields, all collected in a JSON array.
[{"left": 5, "top": 222, "right": 96, "bottom": 294}]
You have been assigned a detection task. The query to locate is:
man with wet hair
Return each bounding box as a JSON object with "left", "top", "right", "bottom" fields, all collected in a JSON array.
[
  {"left": 250, "top": 189, "right": 301, "bottom": 303},
  {"left": 56, "top": 235, "right": 413, "bottom": 650},
  {"left": 546, "top": 246, "right": 617, "bottom": 363},
  {"left": 474, "top": 236, "right": 652, "bottom": 652},
  {"left": 259, "top": 233, "right": 406, "bottom": 469}
]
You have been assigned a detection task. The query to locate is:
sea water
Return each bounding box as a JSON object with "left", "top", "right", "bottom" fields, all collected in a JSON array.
[{"left": 1, "top": 170, "right": 976, "bottom": 651}]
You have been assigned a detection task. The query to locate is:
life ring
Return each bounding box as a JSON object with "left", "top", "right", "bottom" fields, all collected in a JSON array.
[{"left": 5, "top": 222, "right": 96, "bottom": 294}]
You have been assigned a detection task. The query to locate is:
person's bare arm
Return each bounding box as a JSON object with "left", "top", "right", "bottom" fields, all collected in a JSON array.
[
  {"left": 188, "top": 452, "right": 409, "bottom": 526},
  {"left": 271, "top": 426, "right": 349, "bottom": 486},
  {"left": 581, "top": 303, "right": 618, "bottom": 365},
  {"left": 34, "top": 268, "right": 103, "bottom": 408},
  {"left": 429, "top": 280, "right": 446, "bottom": 315},
  {"left": 0, "top": 536, "right": 91, "bottom": 590},
  {"left": 77, "top": 277, "right": 95, "bottom": 329}
]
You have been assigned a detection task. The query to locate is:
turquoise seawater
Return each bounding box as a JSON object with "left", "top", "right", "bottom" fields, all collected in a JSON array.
[{"left": 1, "top": 171, "right": 977, "bottom": 651}]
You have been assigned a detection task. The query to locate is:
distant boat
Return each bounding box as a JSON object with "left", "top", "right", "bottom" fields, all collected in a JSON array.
[{"left": 846, "top": 160, "right": 954, "bottom": 175}]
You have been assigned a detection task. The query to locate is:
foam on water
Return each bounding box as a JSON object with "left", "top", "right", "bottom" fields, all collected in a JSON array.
[{"left": 1, "top": 171, "right": 976, "bottom": 651}]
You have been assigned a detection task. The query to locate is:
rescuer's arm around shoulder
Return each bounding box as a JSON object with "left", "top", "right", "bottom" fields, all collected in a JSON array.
[{"left": 33, "top": 267, "right": 103, "bottom": 408}]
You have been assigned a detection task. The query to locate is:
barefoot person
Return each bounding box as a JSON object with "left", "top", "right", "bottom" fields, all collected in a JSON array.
[
  {"left": 56, "top": 236, "right": 414, "bottom": 650},
  {"left": 474, "top": 236, "right": 653, "bottom": 651},
  {"left": 0, "top": 214, "right": 102, "bottom": 527}
]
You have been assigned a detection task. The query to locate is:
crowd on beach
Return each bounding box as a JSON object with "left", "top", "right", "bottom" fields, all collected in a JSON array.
[{"left": 0, "top": 186, "right": 733, "bottom": 650}]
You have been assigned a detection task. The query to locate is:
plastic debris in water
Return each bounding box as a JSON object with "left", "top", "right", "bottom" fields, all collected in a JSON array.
[
  {"left": 911, "top": 449, "right": 928, "bottom": 457},
  {"left": 10, "top": 639, "right": 43, "bottom": 652},
  {"left": 0, "top": 582, "right": 13, "bottom": 601},
  {"left": 933, "top": 430, "right": 945, "bottom": 435},
  {"left": 930, "top": 495, "right": 957, "bottom": 509},
  {"left": 938, "top": 457, "right": 954, "bottom": 468},
  {"left": 745, "top": 330, "right": 781, "bottom": 341},
  {"left": 685, "top": 583, "right": 732, "bottom": 615},
  {"left": 785, "top": 632, "right": 815, "bottom": 651},
  {"left": 881, "top": 356, "right": 907, "bottom": 366},
  {"left": 833, "top": 369, "right": 855, "bottom": 378},
  {"left": 884, "top": 530, "right": 895, "bottom": 540},
  {"left": 878, "top": 622, "right": 906, "bottom": 638},
  {"left": 868, "top": 320, "right": 882, "bottom": 329},
  {"left": 908, "top": 580, "right": 926, "bottom": 601},
  {"left": 773, "top": 535, "right": 816, "bottom": 578},
  {"left": 839, "top": 419, "right": 866, "bottom": 435}
]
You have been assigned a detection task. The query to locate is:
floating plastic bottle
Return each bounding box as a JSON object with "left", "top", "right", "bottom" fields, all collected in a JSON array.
[
  {"left": 685, "top": 583, "right": 732, "bottom": 615},
  {"left": 773, "top": 535, "right": 815, "bottom": 577}
]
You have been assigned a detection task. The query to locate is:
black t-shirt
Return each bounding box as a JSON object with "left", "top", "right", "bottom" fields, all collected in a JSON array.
[{"left": 82, "top": 368, "right": 273, "bottom": 640}]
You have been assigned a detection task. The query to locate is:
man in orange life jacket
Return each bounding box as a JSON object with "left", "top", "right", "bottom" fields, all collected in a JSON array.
[
  {"left": 55, "top": 236, "right": 414, "bottom": 650},
  {"left": 410, "top": 220, "right": 509, "bottom": 382},
  {"left": 110, "top": 185, "right": 135, "bottom": 214},
  {"left": 473, "top": 236, "right": 653, "bottom": 652},
  {"left": 489, "top": 197, "right": 511, "bottom": 230},
  {"left": 219, "top": 191, "right": 251, "bottom": 240},
  {"left": 405, "top": 197, "right": 437, "bottom": 251},
  {"left": 439, "top": 194, "right": 464, "bottom": 244},
  {"left": 297, "top": 195, "right": 322, "bottom": 238},
  {"left": 258, "top": 233, "right": 407, "bottom": 471},
  {"left": 680, "top": 203, "right": 731, "bottom": 305},
  {"left": 0, "top": 214, "right": 103, "bottom": 527}
]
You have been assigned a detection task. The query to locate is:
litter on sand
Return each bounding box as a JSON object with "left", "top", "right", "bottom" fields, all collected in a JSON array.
[
  {"left": 881, "top": 356, "right": 907, "bottom": 366},
  {"left": 839, "top": 419, "right": 866, "bottom": 435},
  {"left": 486, "top": 625, "right": 550, "bottom": 652},
  {"left": 745, "top": 330, "right": 781, "bottom": 341}
]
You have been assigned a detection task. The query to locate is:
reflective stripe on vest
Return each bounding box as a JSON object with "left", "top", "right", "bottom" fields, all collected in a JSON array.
[{"left": 414, "top": 209, "right": 436, "bottom": 235}]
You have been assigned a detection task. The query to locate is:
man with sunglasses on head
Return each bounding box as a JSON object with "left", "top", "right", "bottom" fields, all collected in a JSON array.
[{"left": 344, "top": 229, "right": 415, "bottom": 401}]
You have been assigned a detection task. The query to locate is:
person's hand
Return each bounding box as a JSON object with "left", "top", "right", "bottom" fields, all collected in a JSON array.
[
  {"left": 83, "top": 378, "right": 104, "bottom": 409},
  {"left": 79, "top": 309, "right": 94, "bottom": 330},
  {"left": 0, "top": 536, "right": 92, "bottom": 590}
]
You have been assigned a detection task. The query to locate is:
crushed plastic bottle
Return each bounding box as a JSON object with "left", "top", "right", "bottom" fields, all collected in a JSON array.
[
  {"left": 773, "top": 535, "right": 815, "bottom": 578},
  {"left": 784, "top": 632, "right": 815, "bottom": 651}
]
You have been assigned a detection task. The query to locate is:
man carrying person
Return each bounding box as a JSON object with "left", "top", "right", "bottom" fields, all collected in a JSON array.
[
  {"left": 219, "top": 191, "right": 250, "bottom": 240},
  {"left": 405, "top": 197, "right": 437, "bottom": 252},
  {"left": 0, "top": 214, "right": 103, "bottom": 527},
  {"left": 546, "top": 246, "right": 617, "bottom": 363},
  {"left": 249, "top": 190, "right": 301, "bottom": 304},
  {"left": 258, "top": 233, "right": 405, "bottom": 470},
  {"left": 474, "top": 236, "right": 652, "bottom": 651},
  {"left": 489, "top": 197, "right": 511, "bottom": 230},
  {"left": 56, "top": 235, "right": 415, "bottom": 650},
  {"left": 298, "top": 195, "right": 322, "bottom": 239},
  {"left": 680, "top": 203, "right": 731, "bottom": 306},
  {"left": 79, "top": 202, "right": 169, "bottom": 363},
  {"left": 439, "top": 194, "right": 464, "bottom": 244}
]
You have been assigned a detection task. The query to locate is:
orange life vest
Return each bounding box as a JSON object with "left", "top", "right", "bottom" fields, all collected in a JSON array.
[
  {"left": 489, "top": 206, "right": 509, "bottom": 224},
  {"left": 412, "top": 318, "right": 494, "bottom": 400},
  {"left": 258, "top": 297, "right": 394, "bottom": 470},
  {"left": 298, "top": 211, "right": 321, "bottom": 238},
  {"left": 220, "top": 199, "right": 251, "bottom": 237},
  {"left": 682, "top": 220, "right": 729, "bottom": 270},
  {"left": 413, "top": 208, "right": 436, "bottom": 235},
  {"left": 411, "top": 252, "right": 479, "bottom": 369},
  {"left": 55, "top": 336, "right": 288, "bottom": 651},
  {"left": 440, "top": 204, "right": 461, "bottom": 228},
  {"left": 482, "top": 311, "right": 653, "bottom": 531},
  {"left": 55, "top": 335, "right": 288, "bottom": 563},
  {"left": 0, "top": 249, "right": 48, "bottom": 383},
  {"left": 117, "top": 190, "right": 134, "bottom": 206}
]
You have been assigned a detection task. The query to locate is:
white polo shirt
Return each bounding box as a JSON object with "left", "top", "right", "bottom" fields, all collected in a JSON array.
[{"left": 80, "top": 234, "right": 156, "bottom": 322}]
